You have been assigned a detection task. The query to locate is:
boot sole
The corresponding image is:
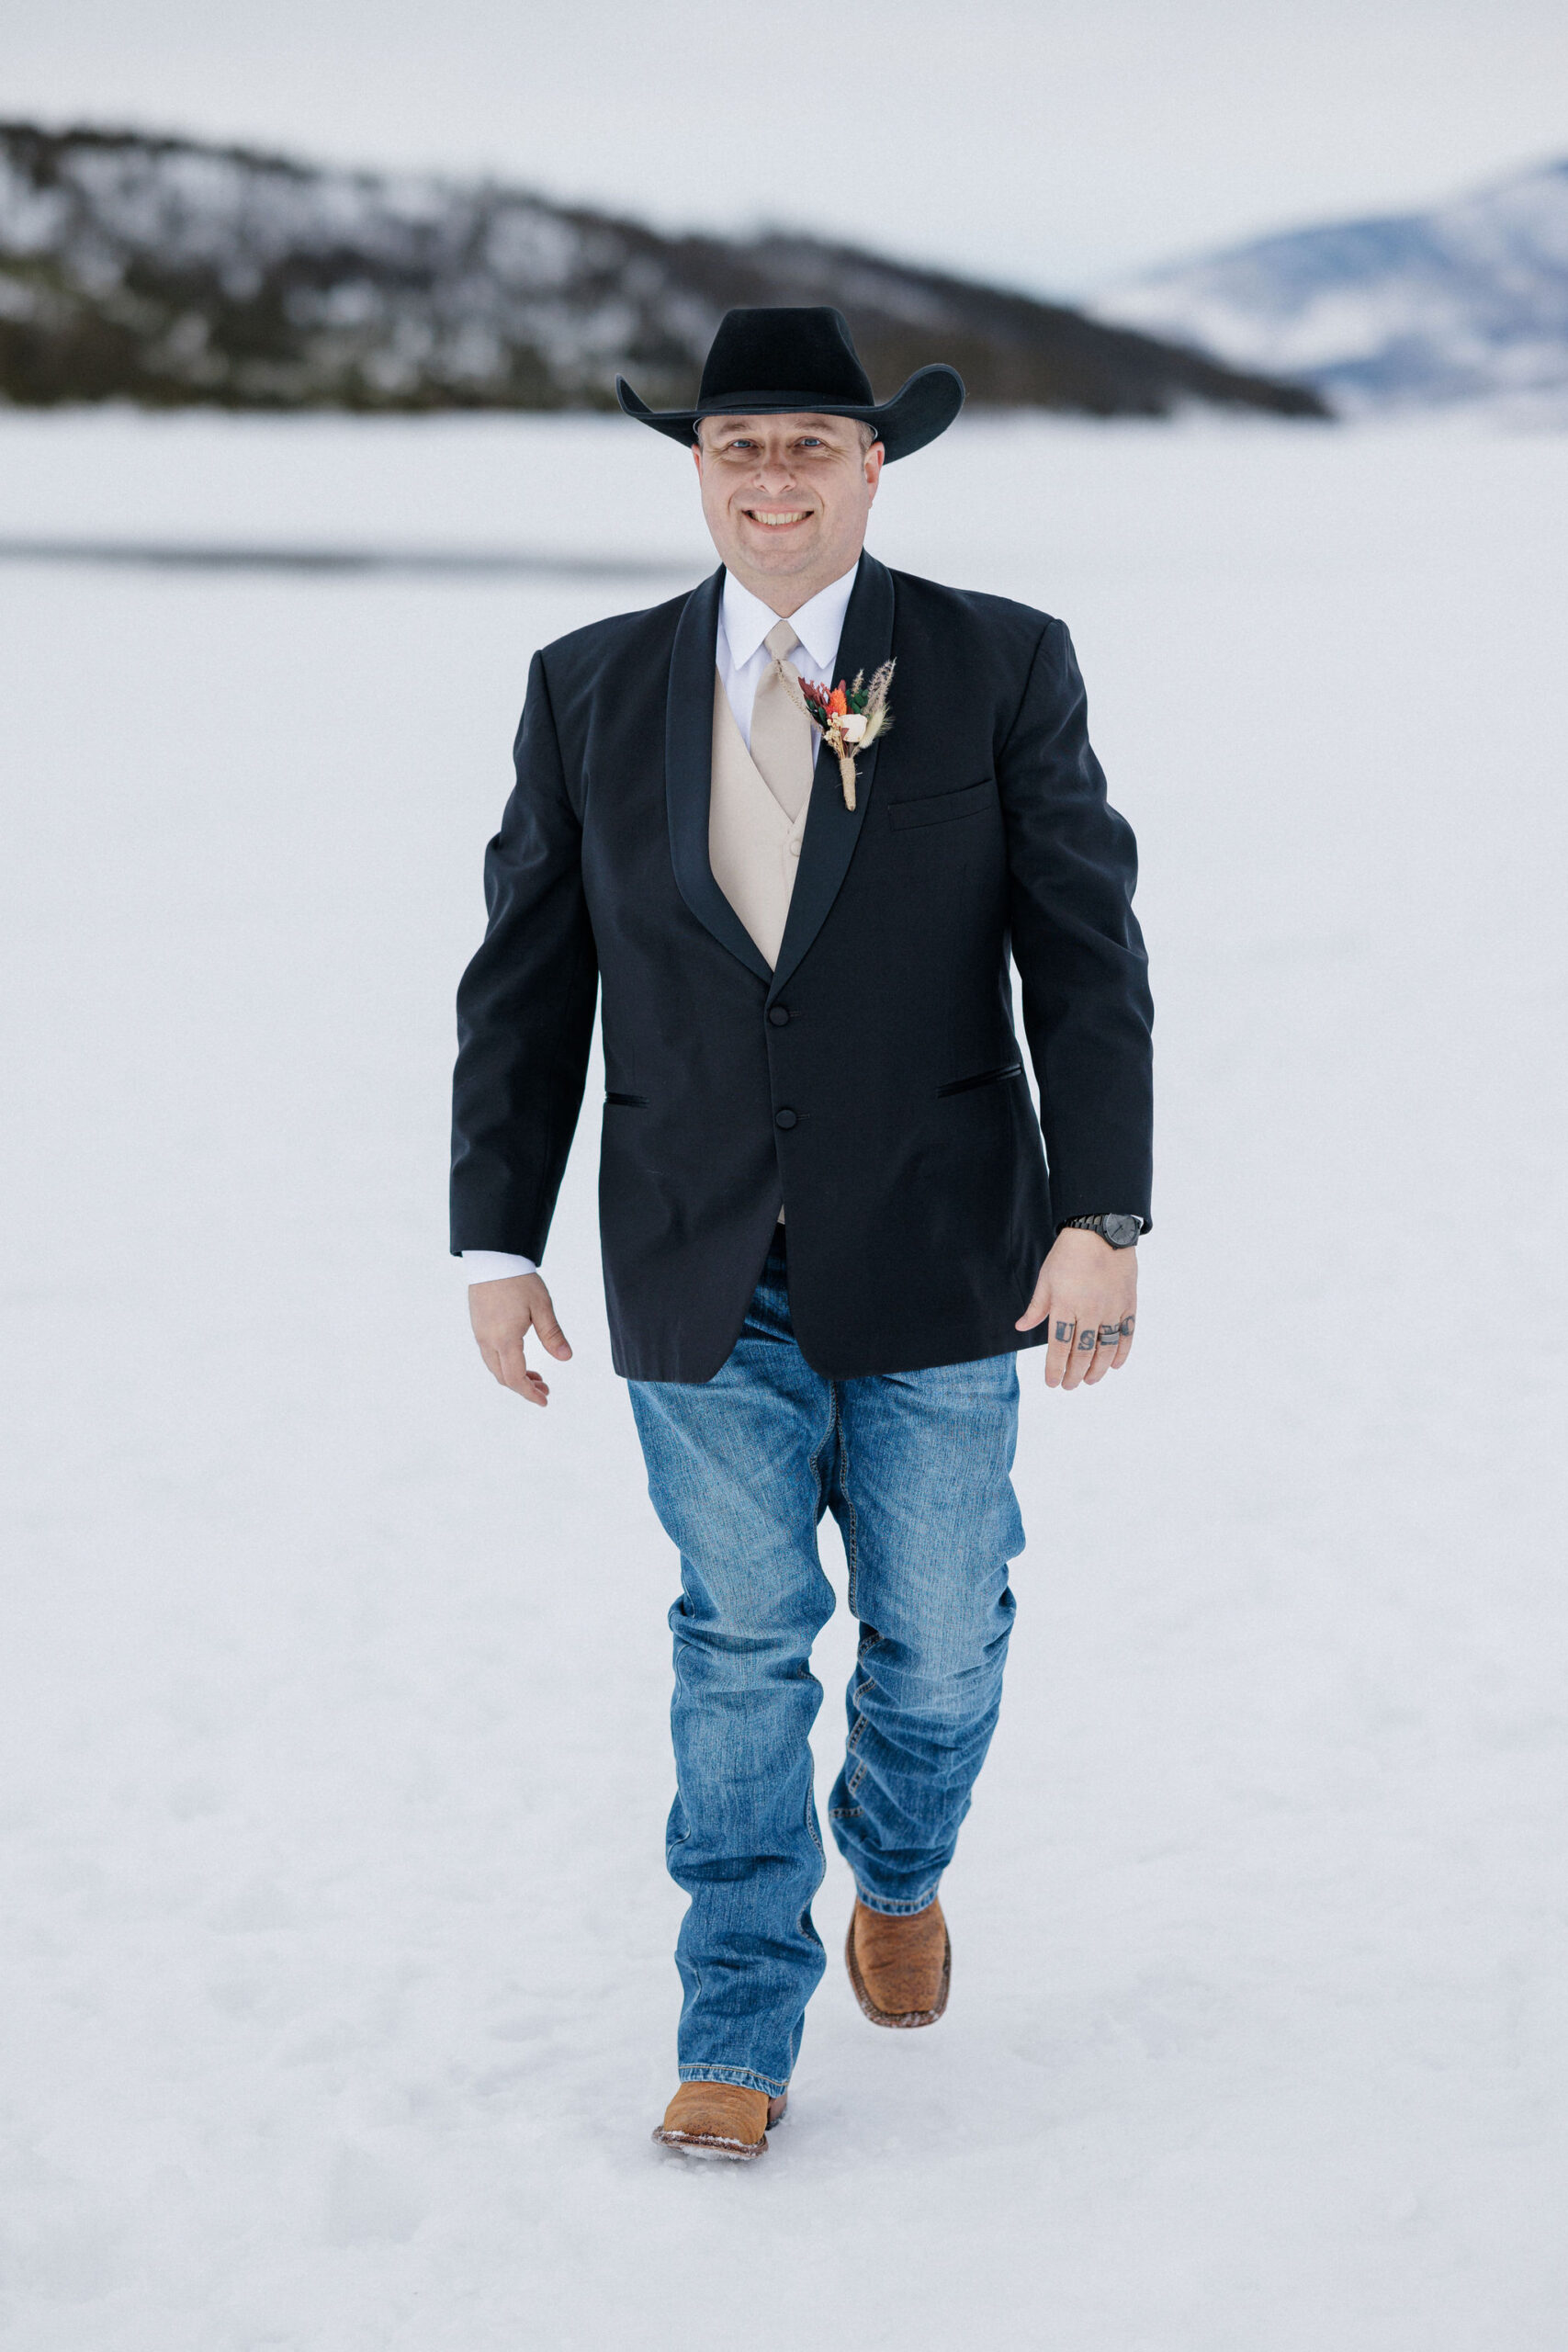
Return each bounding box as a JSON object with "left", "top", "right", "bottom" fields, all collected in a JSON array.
[
  {"left": 845, "top": 1916, "right": 952, "bottom": 2029},
  {"left": 651, "top": 2127, "right": 768, "bottom": 2161}
]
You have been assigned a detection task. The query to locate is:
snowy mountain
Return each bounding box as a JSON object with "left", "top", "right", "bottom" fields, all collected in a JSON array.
[
  {"left": 1096, "top": 158, "right": 1568, "bottom": 412},
  {"left": 0, "top": 121, "right": 1326, "bottom": 420}
]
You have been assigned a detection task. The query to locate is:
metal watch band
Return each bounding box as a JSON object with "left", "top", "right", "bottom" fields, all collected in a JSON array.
[{"left": 1062, "top": 1213, "right": 1143, "bottom": 1248}]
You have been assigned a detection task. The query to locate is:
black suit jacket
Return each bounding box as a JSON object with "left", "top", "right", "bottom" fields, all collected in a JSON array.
[{"left": 451, "top": 552, "right": 1152, "bottom": 1382}]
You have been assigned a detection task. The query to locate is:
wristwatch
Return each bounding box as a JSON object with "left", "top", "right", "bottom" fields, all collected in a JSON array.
[{"left": 1061, "top": 1213, "right": 1143, "bottom": 1249}]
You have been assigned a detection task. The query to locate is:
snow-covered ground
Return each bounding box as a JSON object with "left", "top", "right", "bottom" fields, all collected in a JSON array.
[{"left": 2, "top": 409, "right": 1565, "bottom": 2349}]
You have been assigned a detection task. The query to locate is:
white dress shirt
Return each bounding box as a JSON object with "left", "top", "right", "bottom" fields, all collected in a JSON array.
[
  {"left": 462, "top": 560, "right": 860, "bottom": 1283},
  {"left": 713, "top": 561, "right": 859, "bottom": 753}
]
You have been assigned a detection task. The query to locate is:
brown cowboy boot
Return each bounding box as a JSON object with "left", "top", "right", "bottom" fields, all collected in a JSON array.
[
  {"left": 845, "top": 1896, "right": 951, "bottom": 2028},
  {"left": 651, "top": 2081, "right": 789, "bottom": 2161}
]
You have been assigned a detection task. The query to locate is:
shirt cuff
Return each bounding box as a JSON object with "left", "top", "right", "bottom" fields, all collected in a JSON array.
[{"left": 460, "top": 1250, "right": 538, "bottom": 1281}]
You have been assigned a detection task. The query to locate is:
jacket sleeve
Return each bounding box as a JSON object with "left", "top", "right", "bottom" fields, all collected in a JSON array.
[
  {"left": 998, "top": 618, "right": 1154, "bottom": 1231},
  {"left": 449, "top": 651, "right": 599, "bottom": 1258}
]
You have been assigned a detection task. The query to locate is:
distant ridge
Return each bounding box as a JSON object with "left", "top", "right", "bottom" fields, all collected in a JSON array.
[
  {"left": 0, "top": 121, "right": 1327, "bottom": 421},
  {"left": 0, "top": 534, "right": 691, "bottom": 580},
  {"left": 1096, "top": 158, "right": 1568, "bottom": 412}
]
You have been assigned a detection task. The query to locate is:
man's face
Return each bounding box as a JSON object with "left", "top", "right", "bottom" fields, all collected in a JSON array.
[{"left": 693, "top": 413, "right": 884, "bottom": 612}]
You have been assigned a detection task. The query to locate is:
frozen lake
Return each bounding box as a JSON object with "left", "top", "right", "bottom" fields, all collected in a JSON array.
[{"left": 2, "top": 408, "right": 1565, "bottom": 2347}]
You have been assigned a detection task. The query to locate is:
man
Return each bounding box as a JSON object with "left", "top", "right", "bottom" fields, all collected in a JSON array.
[{"left": 452, "top": 308, "right": 1152, "bottom": 2161}]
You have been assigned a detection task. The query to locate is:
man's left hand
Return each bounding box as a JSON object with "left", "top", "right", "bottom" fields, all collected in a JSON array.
[{"left": 1015, "top": 1228, "right": 1138, "bottom": 1390}]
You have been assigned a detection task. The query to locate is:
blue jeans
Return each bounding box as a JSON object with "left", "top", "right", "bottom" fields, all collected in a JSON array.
[{"left": 627, "top": 1230, "right": 1024, "bottom": 2096}]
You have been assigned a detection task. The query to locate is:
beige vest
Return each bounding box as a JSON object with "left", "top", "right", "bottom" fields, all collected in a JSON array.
[{"left": 707, "top": 666, "right": 809, "bottom": 972}]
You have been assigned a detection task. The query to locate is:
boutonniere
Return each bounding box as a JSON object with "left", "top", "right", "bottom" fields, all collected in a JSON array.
[{"left": 780, "top": 661, "right": 896, "bottom": 811}]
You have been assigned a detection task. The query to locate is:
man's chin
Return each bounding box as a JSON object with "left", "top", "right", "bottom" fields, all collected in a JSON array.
[{"left": 736, "top": 524, "right": 818, "bottom": 570}]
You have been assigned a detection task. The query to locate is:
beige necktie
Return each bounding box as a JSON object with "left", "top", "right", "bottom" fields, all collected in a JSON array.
[{"left": 748, "top": 620, "right": 817, "bottom": 821}]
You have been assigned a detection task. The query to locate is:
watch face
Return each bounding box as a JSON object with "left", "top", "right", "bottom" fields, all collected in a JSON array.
[{"left": 1102, "top": 1214, "right": 1142, "bottom": 1248}]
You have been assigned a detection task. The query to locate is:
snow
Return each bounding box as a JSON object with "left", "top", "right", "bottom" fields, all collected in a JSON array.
[
  {"left": 2, "top": 408, "right": 1566, "bottom": 2348},
  {"left": 1097, "top": 158, "right": 1568, "bottom": 413}
]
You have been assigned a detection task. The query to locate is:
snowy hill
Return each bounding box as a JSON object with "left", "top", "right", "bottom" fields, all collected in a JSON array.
[
  {"left": 0, "top": 120, "right": 1326, "bottom": 420},
  {"left": 1097, "top": 158, "right": 1568, "bottom": 412}
]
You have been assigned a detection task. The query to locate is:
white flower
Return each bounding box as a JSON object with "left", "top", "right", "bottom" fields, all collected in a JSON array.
[{"left": 837, "top": 712, "right": 867, "bottom": 742}]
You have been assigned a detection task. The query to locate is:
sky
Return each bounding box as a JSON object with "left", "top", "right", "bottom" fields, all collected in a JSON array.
[{"left": 6, "top": 0, "right": 1568, "bottom": 293}]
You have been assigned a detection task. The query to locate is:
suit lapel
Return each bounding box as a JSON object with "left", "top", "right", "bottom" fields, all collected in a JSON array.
[
  {"left": 665, "top": 567, "right": 773, "bottom": 984},
  {"left": 768, "top": 550, "right": 895, "bottom": 1003}
]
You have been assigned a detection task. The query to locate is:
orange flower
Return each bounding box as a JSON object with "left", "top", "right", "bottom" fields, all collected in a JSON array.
[{"left": 826, "top": 683, "right": 849, "bottom": 718}]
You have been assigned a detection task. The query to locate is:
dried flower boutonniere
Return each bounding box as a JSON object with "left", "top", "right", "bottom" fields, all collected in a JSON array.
[{"left": 781, "top": 661, "right": 896, "bottom": 811}]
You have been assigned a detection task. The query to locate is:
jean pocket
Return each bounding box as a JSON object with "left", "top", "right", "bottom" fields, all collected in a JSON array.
[
  {"left": 887, "top": 777, "right": 997, "bottom": 830},
  {"left": 935, "top": 1062, "right": 1022, "bottom": 1099},
  {"left": 604, "top": 1091, "right": 649, "bottom": 1108}
]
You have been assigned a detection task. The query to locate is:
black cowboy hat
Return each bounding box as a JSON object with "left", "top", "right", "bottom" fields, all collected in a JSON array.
[{"left": 616, "top": 306, "right": 964, "bottom": 462}]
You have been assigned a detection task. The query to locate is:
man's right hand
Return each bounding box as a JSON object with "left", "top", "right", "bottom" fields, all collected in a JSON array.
[{"left": 468, "top": 1274, "right": 572, "bottom": 1407}]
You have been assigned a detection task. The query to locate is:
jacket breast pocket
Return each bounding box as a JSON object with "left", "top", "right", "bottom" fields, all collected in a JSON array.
[{"left": 886, "top": 777, "right": 998, "bottom": 831}]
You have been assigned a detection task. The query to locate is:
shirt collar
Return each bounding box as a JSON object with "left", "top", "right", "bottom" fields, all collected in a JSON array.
[{"left": 720, "top": 557, "right": 862, "bottom": 675}]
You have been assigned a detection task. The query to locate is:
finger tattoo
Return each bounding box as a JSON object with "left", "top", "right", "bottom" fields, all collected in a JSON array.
[
  {"left": 1119, "top": 1315, "right": 1135, "bottom": 1338},
  {"left": 1077, "top": 1329, "right": 1097, "bottom": 1352},
  {"left": 1054, "top": 1319, "right": 1075, "bottom": 1342}
]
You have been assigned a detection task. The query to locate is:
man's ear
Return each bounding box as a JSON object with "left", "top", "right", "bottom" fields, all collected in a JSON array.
[{"left": 691, "top": 435, "right": 704, "bottom": 478}]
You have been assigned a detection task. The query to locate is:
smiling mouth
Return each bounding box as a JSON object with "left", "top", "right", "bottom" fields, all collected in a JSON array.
[{"left": 744, "top": 507, "right": 812, "bottom": 529}]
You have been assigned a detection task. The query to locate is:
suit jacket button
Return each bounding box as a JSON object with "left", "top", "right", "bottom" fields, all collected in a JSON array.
[
  {"left": 774, "top": 1107, "right": 797, "bottom": 1129},
  {"left": 768, "top": 1006, "right": 790, "bottom": 1026}
]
